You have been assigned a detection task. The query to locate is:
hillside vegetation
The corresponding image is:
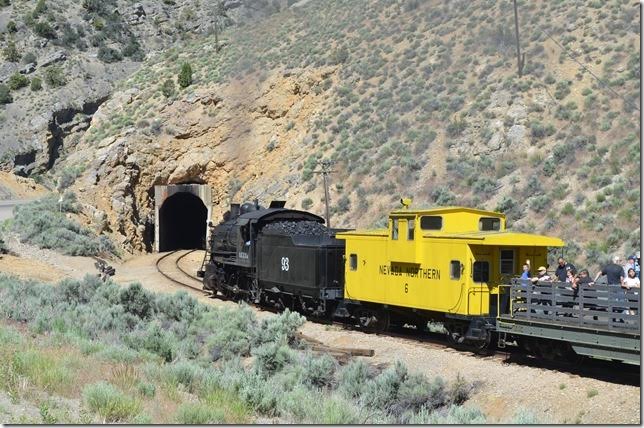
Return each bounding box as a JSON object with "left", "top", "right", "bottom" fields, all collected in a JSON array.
[
  {"left": 0, "top": 273, "right": 534, "bottom": 424},
  {"left": 53, "top": 0, "right": 638, "bottom": 265}
]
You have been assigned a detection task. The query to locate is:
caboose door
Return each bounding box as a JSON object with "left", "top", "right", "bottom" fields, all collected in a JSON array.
[{"left": 469, "top": 251, "right": 492, "bottom": 316}]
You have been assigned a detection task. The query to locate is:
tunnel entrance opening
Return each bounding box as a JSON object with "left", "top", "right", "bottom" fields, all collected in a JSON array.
[{"left": 158, "top": 192, "right": 207, "bottom": 251}]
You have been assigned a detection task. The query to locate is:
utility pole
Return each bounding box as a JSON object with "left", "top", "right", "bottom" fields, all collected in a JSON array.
[
  {"left": 313, "top": 160, "right": 335, "bottom": 228},
  {"left": 513, "top": 0, "right": 524, "bottom": 77}
]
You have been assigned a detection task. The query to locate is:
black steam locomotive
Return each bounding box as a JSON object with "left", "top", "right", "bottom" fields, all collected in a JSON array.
[{"left": 201, "top": 201, "right": 346, "bottom": 318}]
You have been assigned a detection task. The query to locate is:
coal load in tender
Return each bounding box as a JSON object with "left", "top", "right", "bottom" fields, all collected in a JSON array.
[{"left": 261, "top": 220, "right": 330, "bottom": 236}]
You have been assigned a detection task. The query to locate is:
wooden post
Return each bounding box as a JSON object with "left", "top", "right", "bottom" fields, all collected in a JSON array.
[{"left": 513, "top": 0, "right": 524, "bottom": 77}]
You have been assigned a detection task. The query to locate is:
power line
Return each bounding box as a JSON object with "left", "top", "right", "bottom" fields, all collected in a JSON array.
[{"left": 539, "top": 28, "right": 640, "bottom": 112}]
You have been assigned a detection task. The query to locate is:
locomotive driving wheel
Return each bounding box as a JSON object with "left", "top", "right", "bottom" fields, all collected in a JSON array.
[{"left": 355, "top": 307, "right": 390, "bottom": 333}]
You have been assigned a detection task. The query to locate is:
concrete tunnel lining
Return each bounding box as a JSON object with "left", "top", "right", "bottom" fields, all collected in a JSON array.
[{"left": 154, "top": 184, "right": 212, "bottom": 252}]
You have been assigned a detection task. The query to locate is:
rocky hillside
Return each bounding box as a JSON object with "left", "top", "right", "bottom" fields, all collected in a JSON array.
[
  {"left": 14, "top": 0, "right": 643, "bottom": 264},
  {"left": 0, "top": 0, "right": 293, "bottom": 174}
]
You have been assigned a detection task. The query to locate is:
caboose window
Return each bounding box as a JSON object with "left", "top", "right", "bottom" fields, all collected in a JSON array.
[
  {"left": 420, "top": 216, "right": 442, "bottom": 230},
  {"left": 407, "top": 219, "right": 415, "bottom": 240},
  {"left": 473, "top": 261, "right": 490, "bottom": 282},
  {"left": 479, "top": 217, "right": 501, "bottom": 231},
  {"left": 349, "top": 254, "right": 358, "bottom": 271},
  {"left": 450, "top": 261, "right": 461, "bottom": 280},
  {"left": 392, "top": 218, "right": 399, "bottom": 240},
  {"left": 500, "top": 249, "right": 514, "bottom": 275}
]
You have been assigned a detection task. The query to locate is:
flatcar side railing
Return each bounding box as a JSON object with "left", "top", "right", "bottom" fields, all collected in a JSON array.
[{"left": 498, "top": 279, "right": 641, "bottom": 333}]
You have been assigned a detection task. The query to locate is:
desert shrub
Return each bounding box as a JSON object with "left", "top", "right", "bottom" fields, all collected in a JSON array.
[
  {"left": 135, "top": 321, "right": 176, "bottom": 362},
  {"left": 157, "top": 291, "right": 203, "bottom": 323},
  {"left": 3, "top": 40, "right": 20, "bottom": 62},
  {"left": 446, "top": 117, "right": 467, "bottom": 137},
  {"left": 316, "top": 397, "right": 360, "bottom": 424},
  {"left": 495, "top": 196, "right": 524, "bottom": 223},
  {"left": 30, "top": 77, "right": 42, "bottom": 91},
  {"left": 8, "top": 72, "right": 28, "bottom": 90},
  {"left": 83, "top": 382, "right": 142, "bottom": 422},
  {"left": 200, "top": 305, "right": 255, "bottom": 360},
  {"left": 119, "top": 283, "right": 154, "bottom": 319},
  {"left": 252, "top": 341, "right": 295, "bottom": 375},
  {"left": 252, "top": 309, "right": 305, "bottom": 346},
  {"left": 511, "top": 408, "right": 541, "bottom": 424},
  {"left": 34, "top": 21, "right": 56, "bottom": 39},
  {"left": 431, "top": 187, "right": 456, "bottom": 206},
  {"left": 301, "top": 198, "right": 313, "bottom": 210},
  {"left": 163, "top": 360, "right": 205, "bottom": 393},
  {"left": 136, "top": 381, "right": 155, "bottom": 398},
  {"left": 336, "top": 195, "right": 350, "bottom": 213},
  {"left": 10, "top": 194, "right": 115, "bottom": 256},
  {"left": 530, "top": 120, "right": 555, "bottom": 138},
  {"left": 338, "top": 359, "right": 372, "bottom": 398},
  {"left": 98, "top": 46, "right": 122, "bottom": 63},
  {"left": 554, "top": 80, "right": 571, "bottom": 99},
  {"left": 178, "top": 62, "right": 193, "bottom": 88},
  {"left": 175, "top": 403, "right": 225, "bottom": 424},
  {"left": 122, "top": 37, "right": 144, "bottom": 61},
  {"left": 0, "top": 84, "right": 13, "bottom": 104},
  {"left": 409, "top": 404, "right": 486, "bottom": 424},
  {"left": 161, "top": 79, "right": 175, "bottom": 98},
  {"left": 300, "top": 353, "right": 337, "bottom": 388},
  {"left": 22, "top": 51, "right": 37, "bottom": 64},
  {"left": 44, "top": 66, "right": 67, "bottom": 87}
]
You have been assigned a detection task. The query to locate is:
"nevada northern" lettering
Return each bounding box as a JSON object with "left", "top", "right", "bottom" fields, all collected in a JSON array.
[{"left": 378, "top": 265, "right": 440, "bottom": 280}]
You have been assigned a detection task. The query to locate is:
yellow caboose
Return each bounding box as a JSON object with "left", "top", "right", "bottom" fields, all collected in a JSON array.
[{"left": 335, "top": 205, "right": 563, "bottom": 335}]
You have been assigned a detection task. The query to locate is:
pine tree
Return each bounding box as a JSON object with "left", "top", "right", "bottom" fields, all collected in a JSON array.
[{"left": 178, "top": 62, "right": 193, "bottom": 88}]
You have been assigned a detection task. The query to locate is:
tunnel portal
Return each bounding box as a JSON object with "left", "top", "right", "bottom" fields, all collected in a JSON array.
[{"left": 154, "top": 184, "right": 212, "bottom": 252}]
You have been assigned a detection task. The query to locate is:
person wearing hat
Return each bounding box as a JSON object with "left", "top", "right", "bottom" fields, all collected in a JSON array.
[{"left": 531, "top": 266, "right": 552, "bottom": 284}]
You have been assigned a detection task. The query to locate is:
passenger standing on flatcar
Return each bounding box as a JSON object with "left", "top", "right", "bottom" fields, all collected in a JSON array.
[
  {"left": 595, "top": 256, "right": 627, "bottom": 322},
  {"left": 594, "top": 256, "right": 624, "bottom": 285},
  {"left": 576, "top": 269, "right": 594, "bottom": 287},
  {"left": 555, "top": 257, "right": 576, "bottom": 283},
  {"left": 622, "top": 268, "right": 640, "bottom": 316},
  {"left": 623, "top": 257, "right": 636, "bottom": 279},
  {"left": 622, "top": 268, "right": 640, "bottom": 290},
  {"left": 531, "top": 266, "right": 552, "bottom": 284},
  {"left": 520, "top": 259, "right": 531, "bottom": 280}
]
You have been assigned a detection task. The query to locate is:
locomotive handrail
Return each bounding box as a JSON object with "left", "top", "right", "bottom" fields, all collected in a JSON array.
[{"left": 498, "top": 278, "right": 640, "bottom": 334}]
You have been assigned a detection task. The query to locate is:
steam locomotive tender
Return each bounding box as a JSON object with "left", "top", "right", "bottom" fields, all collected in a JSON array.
[{"left": 202, "top": 201, "right": 346, "bottom": 318}]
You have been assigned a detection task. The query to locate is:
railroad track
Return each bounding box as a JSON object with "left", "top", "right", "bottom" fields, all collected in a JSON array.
[
  {"left": 155, "top": 250, "right": 639, "bottom": 385},
  {"left": 155, "top": 250, "right": 207, "bottom": 293}
]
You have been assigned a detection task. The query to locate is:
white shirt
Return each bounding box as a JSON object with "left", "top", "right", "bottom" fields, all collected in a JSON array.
[{"left": 623, "top": 277, "right": 640, "bottom": 288}]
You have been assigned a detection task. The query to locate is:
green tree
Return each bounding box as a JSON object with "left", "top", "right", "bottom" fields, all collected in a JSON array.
[
  {"left": 30, "top": 77, "right": 42, "bottom": 91},
  {"left": 8, "top": 72, "right": 28, "bottom": 90},
  {"left": 7, "top": 20, "right": 17, "bottom": 33},
  {"left": 161, "top": 79, "right": 175, "bottom": 98},
  {"left": 178, "top": 62, "right": 193, "bottom": 88},
  {"left": 3, "top": 40, "right": 20, "bottom": 62},
  {"left": 0, "top": 84, "right": 13, "bottom": 105}
]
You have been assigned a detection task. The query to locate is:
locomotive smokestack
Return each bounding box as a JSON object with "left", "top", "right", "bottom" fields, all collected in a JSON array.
[{"left": 254, "top": 198, "right": 259, "bottom": 209}]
